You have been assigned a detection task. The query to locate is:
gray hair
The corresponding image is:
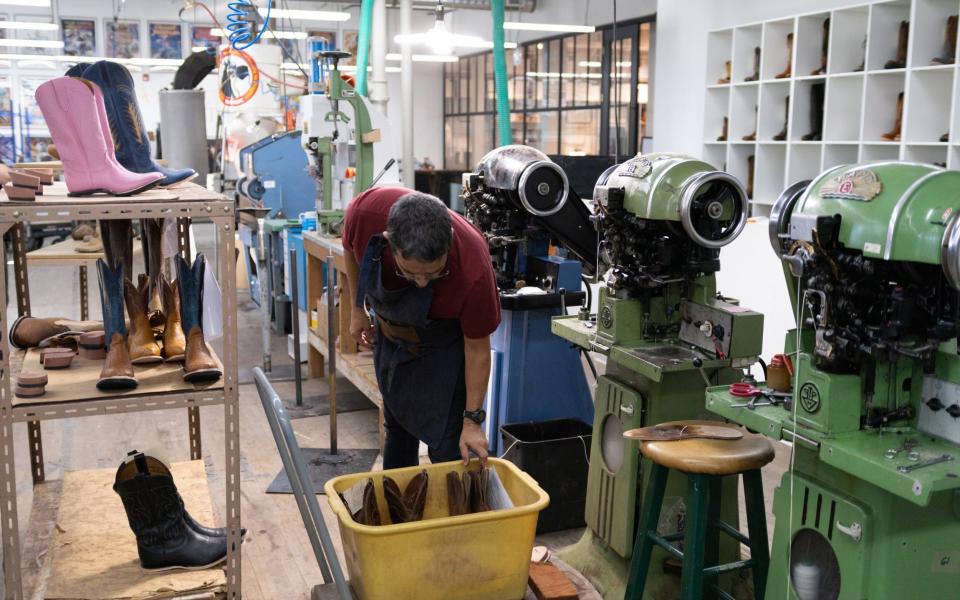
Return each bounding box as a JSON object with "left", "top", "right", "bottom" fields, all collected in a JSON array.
[{"left": 387, "top": 192, "right": 452, "bottom": 262}]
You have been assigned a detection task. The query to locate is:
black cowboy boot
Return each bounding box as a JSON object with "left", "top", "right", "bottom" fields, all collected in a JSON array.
[
  {"left": 113, "top": 452, "right": 227, "bottom": 570},
  {"left": 802, "top": 83, "right": 825, "bottom": 141},
  {"left": 811, "top": 18, "right": 829, "bottom": 75},
  {"left": 100, "top": 220, "right": 134, "bottom": 281},
  {"left": 744, "top": 46, "right": 760, "bottom": 81},
  {"left": 97, "top": 259, "right": 137, "bottom": 390},
  {"left": 886, "top": 20, "right": 909, "bottom": 69},
  {"left": 140, "top": 218, "right": 165, "bottom": 331},
  {"left": 176, "top": 254, "right": 222, "bottom": 382}
]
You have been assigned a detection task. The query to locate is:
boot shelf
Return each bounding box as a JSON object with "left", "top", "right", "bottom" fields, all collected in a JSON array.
[
  {"left": 0, "top": 182, "right": 179, "bottom": 204},
  {"left": 9, "top": 347, "right": 225, "bottom": 416},
  {"left": 35, "top": 460, "right": 227, "bottom": 600},
  {"left": 704, "top": 0, "right": 960, "bottom": 215}
]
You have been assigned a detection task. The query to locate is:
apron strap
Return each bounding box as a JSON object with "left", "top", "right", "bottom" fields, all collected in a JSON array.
[{"left": 355, "top": 233, "right": 386, "bottom": 308}]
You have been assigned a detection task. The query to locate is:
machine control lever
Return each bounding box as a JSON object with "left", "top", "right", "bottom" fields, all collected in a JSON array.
[
  {"left": 897, "top": 454, "right": 954, "bottom": 473},
  {"left": 835, "top": 520, "right": 862, "bottom": 542},
  {"left": 692, "top": 357, "right": 712, "bottom": 387}
]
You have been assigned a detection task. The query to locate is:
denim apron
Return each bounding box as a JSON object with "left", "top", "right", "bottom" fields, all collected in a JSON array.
[{"left": 356, "top": 234, "right": 466, "bottom": 448}]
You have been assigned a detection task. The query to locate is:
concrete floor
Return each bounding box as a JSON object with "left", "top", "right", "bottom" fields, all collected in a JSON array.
[{"left": 3, "top": 222, "right": 790, "bottom": 599}]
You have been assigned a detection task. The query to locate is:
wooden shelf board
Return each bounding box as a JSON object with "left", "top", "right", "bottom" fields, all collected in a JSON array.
[{"left": 307, "top": 329, "right": 382, "bottom": 409}]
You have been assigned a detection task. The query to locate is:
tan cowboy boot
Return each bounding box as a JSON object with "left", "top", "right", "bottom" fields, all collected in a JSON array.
[
  {"left": 882, "top": 92, "right": 904, "bottom": 141},
  {"left": 161, "top": 275, "right": 186, "bottom": 362},
  {"left": 123, "top": 278, "right": 162, "bottom": 364},
  {"left": 96, "top": 259, "right": 137, "bottom": 390},
  {"left": 776, "top": 33, "right": 793, "bottom": 78}
]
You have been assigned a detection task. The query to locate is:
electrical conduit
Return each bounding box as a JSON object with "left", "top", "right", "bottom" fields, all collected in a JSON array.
[
  {"left": 355, "top": 0, "right": 374, "bottom": 96},
  {"left": 491, "top": 0, "right": 511, "bottom": 146}
]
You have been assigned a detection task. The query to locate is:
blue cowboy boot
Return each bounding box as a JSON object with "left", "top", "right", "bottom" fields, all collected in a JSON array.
[
  {"left": 176, "top": 254, "right": 222, "bottom": 383},
  {"left": 81, "top": 61, "right": 196, "bottom": 187},
  {"left": 96, "top": 258, "right": 137, "bottom": 390},
  {"left": 64, "top": 62, "right": 91, "bottom": 77}
]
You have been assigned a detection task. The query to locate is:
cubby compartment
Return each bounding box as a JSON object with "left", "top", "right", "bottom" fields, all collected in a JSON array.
[
  {"left": 949, "top": 144, "right": 960, "bottom": 168},
  {"left": 824, "top": 74, "right": 865, "bottom": 141},
  {"left": 867, "top": 0, "right": 912, "bottom": 71},
  {"left": 758, "top": 81, "right": 791, "bottom": 140},
  {"left": 704, "top": 87, "right": 731, "bottom": 141},
  {"left": 707, "top": 29, "right": 734, "bottom": 85},
  {"left": 823, "top": 143, "right": 860, "bottom": 169},
  {"left": 904, "top": 143, "right": 948, "bottom": 165},
  {"left": 910, "top": 0, "right": 959, "bottom": 67},
  {"left": 862, "top": 71, "right": 906, "bottom": 140},
  {"left": 861, "top": 142, "right": 902, "bottom": 161},
  {"left": 791, "top": 79, "right": 827, "bottom": 141},
  {"left": 730, "top": 83, "right": 760, "bottom": 140},
  {"left": 797, "top": 13, "right": 831, "bottom": 76},
  {"left": 905, "top": 68, "right": 955, "bottom": 141},
  {"left": 727, "top": 144, "right": 756, "bottom": 200},
  {"left": 702, "top": 143, "right": 728, "bottom": 171},
  {"left": 761, "top": 19, "right": 795, "bottom": 80},
  {"left": 732, "top": 24, "right": 763, "bottom": 82},
  {"left": 754, "top": 143, "right": 787, "bottom": 205},
  {"left": 830, "top": 6, "right": 870, "bottom": 73},
  {"left": 787, "top": 143, "right": 823, "bottom": 184}
]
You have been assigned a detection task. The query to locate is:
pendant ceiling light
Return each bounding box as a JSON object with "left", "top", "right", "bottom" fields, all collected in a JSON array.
[{"left": 395, "top": 1, "right": 490, "bottom": 54}]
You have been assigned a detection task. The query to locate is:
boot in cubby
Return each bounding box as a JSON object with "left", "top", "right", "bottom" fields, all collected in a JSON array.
[
  {"left": 932, "top": 15, "right": 958, "bottom": 65},
  {"left": 776, "top": 33, "right": 793, "bottom": 79},
  {"left": 811, "top": 18, "right": 829, "bottom": 75},
  {"left": 855, "top": 36, "right": 867, "bottom": 71},
  {"left": 885, "top": 21, "right": 909, "bottom": 69},
  {"left": 881, "top": 92, "right": 904, "bottom": 141},
  {"left": 717, "top": 116, "right": 728, "bottom": 142},
  {"left": 801, "top": 83, "right": 825, "bottom": 141},
  {"left": 718, "top": 60, "right": 731, "bottom": 84},
  {"left": 746, "top": 155, "right": 755, "bottom": 199},
  {"left": 742, "top": 107, "right": 757, "bottom": 141},
  {"left": 773, "top": 96, "right": 789, "bottom": 141},
  {"left": 744, "top": 47, "right": 760, "bottom": 82}
]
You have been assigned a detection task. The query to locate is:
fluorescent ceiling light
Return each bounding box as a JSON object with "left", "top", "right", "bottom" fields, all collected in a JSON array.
[
  {"left": 0, "top": 20, "right": 57, "bottom": 31},
  {"left": 258, "top": 8, "right": 349, "bottom": 22},
  {"left": 192, "top": 45, "right": 211, "bottom": 52},
  {"left": 0, "top": 39, "right": 62, "bottom": 48},
  {"left": 504, "top": 22, "right": 595, "bottom": 33},
  {"left": 0, "top": 0, "right": 50, "bottom": 6},
  {"left": 210, "top": 28, "right": 306, "bottom": 40},
  {"left": 17, "top": 59, "right": 55, "bottom": 69},
  {"left": 394, "top": 33, "right": 515, "bottom": 50},
  {"left": 385, "top": 53, "right": 459, "bottom": 63}
]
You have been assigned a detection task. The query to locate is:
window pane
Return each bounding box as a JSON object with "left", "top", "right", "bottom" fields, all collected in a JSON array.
[
  {"left": 486, "top": 54, "right": 496, "bottom": 112},
  {"left": 607, "top": 104, "right": 629, "bottom": 156},
  {"left": 473, "top": 56, "right": 484, "bottom": 113},
  {"left": 445, "top": 116, "right": 468, "bottom": 170},
  {"left": 510, "top": 112, "right": 524, "bottom": 144},
  {"left": 587, "top": 32, "right": 603, "bottom": 104},
  {"left": 459, "top": 59, "right": 469, "bottom": 114},
  {"left": 610, "top": 36, "right": 633, "bottom": 107},
  {"left": 561, "top": 35, "right": 576, "bottom": 107},
  {"left": 469, "top": 114, "right": 493, "bottom": 167},
  {"left": 444, "top": 63, "right": 452, "bottom": 114},
  {"left": 545, "top": 39, "right": 561, "bottom": 108},
  {"left": 526, "top": 44, "right": 539, "bottom": 109},
  {"left": 561, "top": 108, "right": 601, "bottom": 156},
  {"left": 638, "top": 23, "right": 651, "bottom": 139},
  {"left": 509, "top": 48, "right": 523, "bottom": 111},
  {"left": 524, "top": 111, "right": 559, "bottom": 154}
]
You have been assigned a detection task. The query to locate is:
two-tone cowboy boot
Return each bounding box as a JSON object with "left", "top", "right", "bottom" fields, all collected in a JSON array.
[
  {"left": 124, "top": 276, "right": 163, "bottom": 364},
  {"left": 96, "top": 259, "right": 137, "bottom": 390},
  {"left": 176, "top": 254, "right": 222, "bottom": 382}
]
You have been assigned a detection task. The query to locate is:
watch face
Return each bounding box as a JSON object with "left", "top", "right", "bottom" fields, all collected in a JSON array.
[{"left": 465, "top": 410, "right": 485, "bottom": 423}]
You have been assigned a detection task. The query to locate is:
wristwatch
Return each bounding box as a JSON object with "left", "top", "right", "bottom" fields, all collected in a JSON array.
[{"left": 463, "top": 409, "right": 486, "bottom": 425}]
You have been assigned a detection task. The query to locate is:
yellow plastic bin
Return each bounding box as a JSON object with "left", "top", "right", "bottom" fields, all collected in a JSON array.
[{"left": 325, "top": 458, "right": 549, "bottom": 600}]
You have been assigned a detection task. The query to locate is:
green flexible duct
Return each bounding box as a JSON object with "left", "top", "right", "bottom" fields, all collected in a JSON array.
[
  {"left": 355, "top": 0, "right": 374, "bottom": 96},
  {"left": 491, "top": 0, "right": 511, "bottom": 145}
]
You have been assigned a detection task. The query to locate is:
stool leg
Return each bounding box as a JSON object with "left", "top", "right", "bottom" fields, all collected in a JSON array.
[
  {"left": 743, "top": 469, "right": 770, "bottom": 600},
  {"left": 625, "top": 462, "right": 669, "bottom": 600},
  {"left": 680, "top": 473, "right": 711, "bottom": 600},
  {"left": 704, "top": 476, "right": 722, "bottom": 600}
]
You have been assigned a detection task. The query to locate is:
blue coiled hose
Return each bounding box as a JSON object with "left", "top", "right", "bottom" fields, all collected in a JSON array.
[{"left": 226, "top": 0, "right": 271, "bottom": 51}]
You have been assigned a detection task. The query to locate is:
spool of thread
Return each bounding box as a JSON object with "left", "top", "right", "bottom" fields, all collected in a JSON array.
[{"left": 792, "top": 561, "right": 821, "bottom": 600}]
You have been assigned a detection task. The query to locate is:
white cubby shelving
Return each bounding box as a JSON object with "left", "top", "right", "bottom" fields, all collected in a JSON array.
[{"left": 702, "top": 0, "right": 960, "bottom": 216}]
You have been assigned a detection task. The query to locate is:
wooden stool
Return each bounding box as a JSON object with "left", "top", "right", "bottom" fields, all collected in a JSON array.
[{"left": 625, "top": 420, "right": 775, "bottom": 600}]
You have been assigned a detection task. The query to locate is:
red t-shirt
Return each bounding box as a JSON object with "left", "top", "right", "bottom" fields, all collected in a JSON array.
[{"left": 342, "top": 186, "right": 501, "bottom": 339}]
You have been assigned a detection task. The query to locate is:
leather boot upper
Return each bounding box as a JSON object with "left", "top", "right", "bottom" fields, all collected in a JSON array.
[
  {"left": 161, "top": 276, "right": 186, "bottom": 361},
  {"left": 123, "top": 278, "right": 162, "bottom": 363}
]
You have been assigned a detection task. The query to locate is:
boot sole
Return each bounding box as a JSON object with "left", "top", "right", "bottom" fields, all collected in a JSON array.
[
  {"left": 164, "top": 354, "right": 186, "bottom": 363},
  {"left": 131, "top": 355, "right": 164, "bottom": 365},
  {"left": 183, "top": 368, "right": 222, "bottom": 383},
  {"left": 67, "top": 178, "right": 162, "bottom": 197},
  {"left": 96, "top": 376, "right": 138, "bottom": 390},
  {"left": 140, "top": 554, "right": 227, "bottom": 573},
  {"left": 161, "top": 172, "right": 199, "bottom": 188}
]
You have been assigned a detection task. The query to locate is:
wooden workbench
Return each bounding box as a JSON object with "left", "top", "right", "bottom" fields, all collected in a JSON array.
[{"left": 303, "top": 231, "right": 385, "bottom": 452}]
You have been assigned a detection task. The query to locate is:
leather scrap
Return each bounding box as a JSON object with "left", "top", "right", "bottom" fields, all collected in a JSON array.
[{"left": 623, "top": 423, "right": 743, "bottom": 442}]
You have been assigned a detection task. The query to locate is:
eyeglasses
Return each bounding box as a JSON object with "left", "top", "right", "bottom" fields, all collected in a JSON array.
[{"left": 394, "top": 263, "right": 449, "bottom": 282}]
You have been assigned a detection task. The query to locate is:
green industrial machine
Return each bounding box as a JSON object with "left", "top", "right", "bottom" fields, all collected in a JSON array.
[
  {"left": 708, "top": 162, "right": 960, "bottom": 599},
  {"left": 307, "top": 50, "right": 376, "bottom": 234},
  {"left": 553, "top": 153, "right": 764, "bottom": 599}
]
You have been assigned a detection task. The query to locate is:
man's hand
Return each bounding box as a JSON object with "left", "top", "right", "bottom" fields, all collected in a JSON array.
[
  {"left": 459, "top": 419, "right": 489, "bottom": 466},
  {"left": 349, "top": 310, "right": 375, "bottom": 347}
]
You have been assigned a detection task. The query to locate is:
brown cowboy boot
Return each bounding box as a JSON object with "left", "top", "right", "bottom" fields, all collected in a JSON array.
[
  {"left": 746, "top": 155, "right": 755, "bottom": 199},
  {"left": 176, "top": 254, "right": 222, "bottom": 383},
  {"left": 776, "top": 33, "right": 793, "bottom": 78},
  {"left": 161, "top": 275, "right": 186, "bottom": 362},
  {"left": 932, "top": 15, "right": 958, "bottom": 65},
  {"left": 717, "top": 60, "right": 731, "bottom": 84},
  {"left": 882, "top": 92, "right": 904, "bottom": 141},
  {"left": 885, "top": 20, "right": 909, "bottom": 69},
  {"left": 383, "top": 471, "right": 429, "bottom": 523},
  {"left": 742, "top": 107, "right": 758, "bottom": 141},
  {"left": 96, "top": 259, "right": 137, "bottom": 390},
  {"left": 446, "top": 471, "right": 470, "bottom": 516},
  {"left": 811, "top": 19, "right": 829, "bottom": 75},
  {"left": 124, "top": 277, "right": 162, "bottom": 364},
  {"left": 10, "top": 315, "right": 102, "bottom": 349},
  {"left": 773, "top": 96, "right": 790, "bottom": 141},
  {"left": 744, "top": 46, "right": 760, "bottom": 81},
  {"left": 717, "top": 116, "right": 728, "bottom": 142}
]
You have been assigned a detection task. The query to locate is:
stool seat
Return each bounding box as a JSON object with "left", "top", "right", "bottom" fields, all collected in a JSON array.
[{"left": 639, "top": 420, "right": 775, "bottom": 476}]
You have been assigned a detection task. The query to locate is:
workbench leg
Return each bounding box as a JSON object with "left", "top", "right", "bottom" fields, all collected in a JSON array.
[
  {"left": 78, "top": 265, "right": 89, "bottom": 321},
  {"left": 0, "top": 414, "right": 23, "bottom": 600},
  {"left": 27, "top": 420, "right": 44, "bottom": 484},
  {"left": 187, "top": 406, "right": 202, "bottom": 461},
  {"left": 308, "top": 343, "right": 325, "bottom": 378}
]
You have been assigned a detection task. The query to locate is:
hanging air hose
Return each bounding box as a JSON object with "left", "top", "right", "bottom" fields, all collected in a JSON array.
[
  {"left": 226, "top": 0, "right": 271, "bottom": 50},
  {"left": 491, "top": 0, "right": 511, "bottom": 146}
]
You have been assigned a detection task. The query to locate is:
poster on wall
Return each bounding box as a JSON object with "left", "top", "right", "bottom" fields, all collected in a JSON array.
[
  {"left": 19, "top": 77, "right": 46, "bottom": 129},
  {"left": 106, "top": 19, "right": 140, "bottom": 59},
  {"left": 191, "top": 25, "right": 220, "bottom": 53},
  {"left": 16, "top": 15, "right": 56, "bottom": 55},
  {"left": 61, "top": 18, "right": 96, "bottom": 56},
  {"left": 343, "top": 30, "right": 358, "bottom": 65},
  {"left": 27, "top": 136, "right": 54, "bottom": 161},
  {"left": 149, "top": 22, "right": 182, "bottom": 59}
]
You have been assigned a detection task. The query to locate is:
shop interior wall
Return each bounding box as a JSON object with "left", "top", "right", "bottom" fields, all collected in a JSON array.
[{"left": 652, "top": 0, "right": 869, "bottom": 363}]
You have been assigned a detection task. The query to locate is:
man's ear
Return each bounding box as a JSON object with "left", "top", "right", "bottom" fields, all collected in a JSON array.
[{"left": 382, "top": 230, "right": 390, "bottom": 241}]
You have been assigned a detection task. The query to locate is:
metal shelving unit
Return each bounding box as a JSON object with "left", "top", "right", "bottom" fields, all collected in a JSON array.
[{"left": 0, "top": 184, "right": 240, "bottom": 599}]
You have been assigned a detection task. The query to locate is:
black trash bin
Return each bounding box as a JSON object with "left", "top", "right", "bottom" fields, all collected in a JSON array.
[{"left": 500, "top": 418, "right": 592, "bottom": 534}]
